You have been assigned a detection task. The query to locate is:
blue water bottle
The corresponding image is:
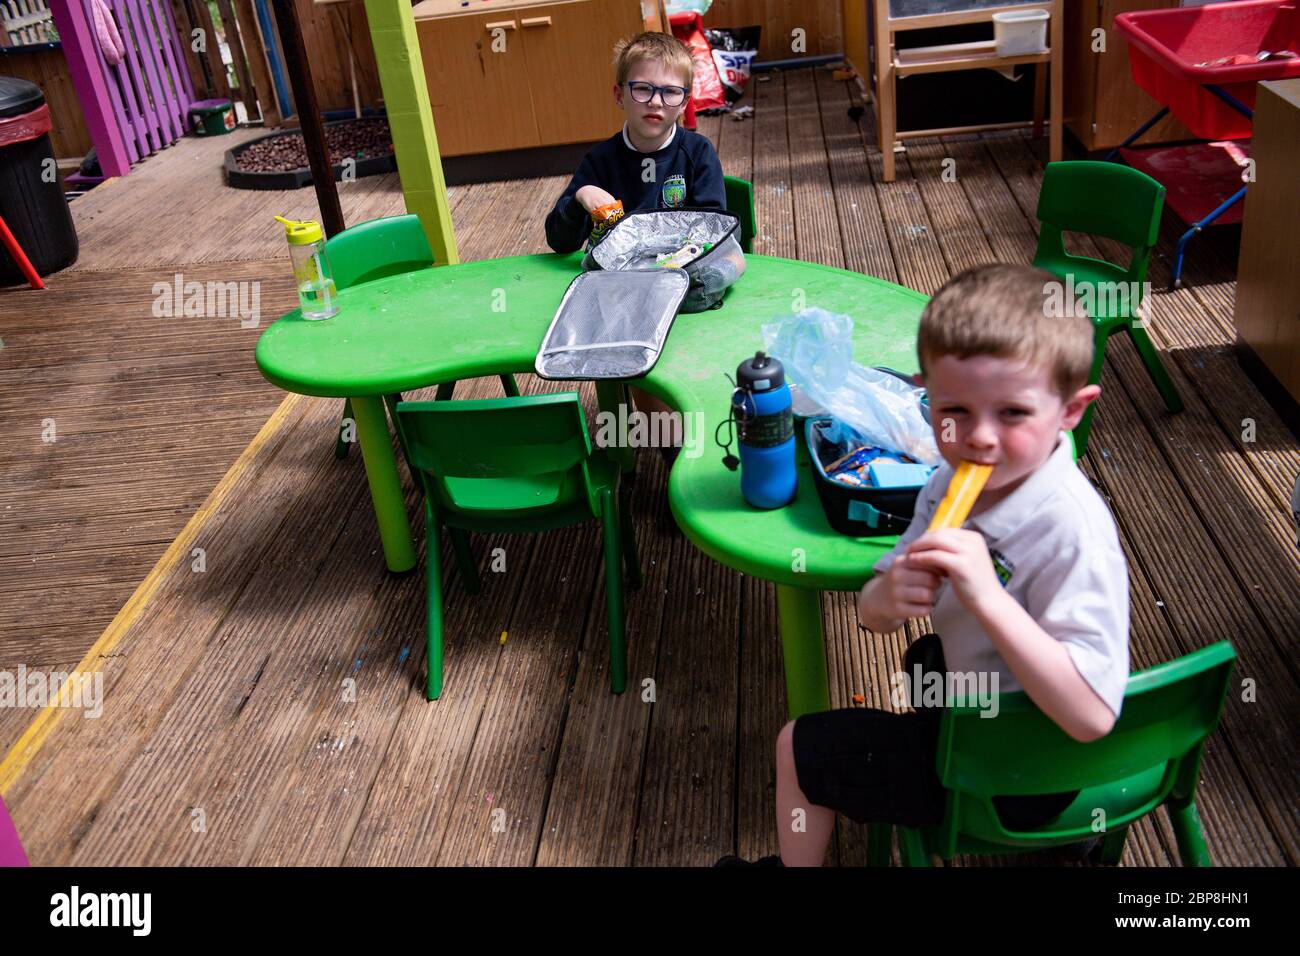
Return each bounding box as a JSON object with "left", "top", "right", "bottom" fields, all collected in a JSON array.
[{"left": 733, "top": 351, "right": 796, "bottom": 509}]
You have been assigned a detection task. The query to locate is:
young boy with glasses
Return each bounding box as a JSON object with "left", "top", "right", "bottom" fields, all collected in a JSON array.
[
  {"left": 545, "top": 32, "right": 728, "bottom": 465},
  {"left": 544, "top": 31, "right": 726, "bottom": 254}
]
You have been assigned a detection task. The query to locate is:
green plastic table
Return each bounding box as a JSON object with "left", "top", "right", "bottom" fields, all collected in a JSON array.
[{"left": 255, "top": 252, "right": 927, "bottom": 717}]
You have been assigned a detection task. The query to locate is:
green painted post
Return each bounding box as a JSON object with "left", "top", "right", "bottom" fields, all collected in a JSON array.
[
  {"left": 775, "top": 584, "right": 831, "bottom": 718},
  {"left": 361, "top": 0, "right": 459, "bottom": 265}
]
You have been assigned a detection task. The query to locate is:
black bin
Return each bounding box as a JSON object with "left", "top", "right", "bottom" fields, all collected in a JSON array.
[{"left": 0, "top": 76, "right": 78, "bottom": 286}]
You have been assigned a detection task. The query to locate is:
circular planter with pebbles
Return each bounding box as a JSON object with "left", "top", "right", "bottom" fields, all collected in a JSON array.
[{"left": 224, "top": 117, "right": 396, "bottom": 190}]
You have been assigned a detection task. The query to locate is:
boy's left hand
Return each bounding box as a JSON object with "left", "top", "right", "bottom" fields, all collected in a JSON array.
[{"left": 903, "top": 529, "right": 1002, "bottom": 613}]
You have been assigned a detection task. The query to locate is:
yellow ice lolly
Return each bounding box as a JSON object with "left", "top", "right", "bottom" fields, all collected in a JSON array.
[{"left": 928, "top": 461, "right": 993, "bottom": 530}]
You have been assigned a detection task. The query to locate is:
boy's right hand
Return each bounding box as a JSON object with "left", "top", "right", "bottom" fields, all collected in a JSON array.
[
  {"left": 575, "top": 185, "right": 618, "bottom": 213},
  {"left": 879, "top": 556, "right": 944, "bottom": 620}
]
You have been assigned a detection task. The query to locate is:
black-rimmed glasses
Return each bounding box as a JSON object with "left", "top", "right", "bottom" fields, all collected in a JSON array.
[{"left": 625, "top": 81, "right": 689, "bottom": 108}]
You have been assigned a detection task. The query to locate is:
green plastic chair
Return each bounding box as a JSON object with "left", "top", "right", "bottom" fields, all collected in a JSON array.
[
  {"left": 870, "top": 641, "right": 1236, "bottom": 867},
  {"left": 390, "top": 393, "right": 642, "bottom": 701},
  {"left": 326, "top": 214, "right": 519, "bottom": 458},
  {"left": 724, "top": 175, "right": 756, "bottom": 254},
  {"left": 1032, "top": 161, "right": 1183, "bottom": 457}
]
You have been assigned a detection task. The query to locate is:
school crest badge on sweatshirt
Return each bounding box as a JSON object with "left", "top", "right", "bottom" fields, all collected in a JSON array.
[{"left": 661, "top": 174, "right": 686, "bottom": 208}]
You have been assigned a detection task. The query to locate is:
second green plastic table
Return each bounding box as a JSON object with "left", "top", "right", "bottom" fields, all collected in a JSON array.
[{"left": 256, "top": 252, "right": 927, "bottom": 716}]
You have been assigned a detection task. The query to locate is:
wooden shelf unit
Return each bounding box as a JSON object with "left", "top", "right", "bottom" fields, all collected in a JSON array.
[{"left": 871, "top": 0, "right": 1063, "bottom": 181}]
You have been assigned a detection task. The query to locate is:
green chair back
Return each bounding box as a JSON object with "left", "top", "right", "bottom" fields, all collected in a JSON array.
[
  {"left": 724, "top": 175, "right": 756, "bottom": 254},
  {"left": 393, "top": 394, "right": 598, "bottom": 519},
  {"left": 325, "top": 214, "right": 435, "bottom": 290},
  {"left": 1033, "top": 161, "right": 1165, "bottom": 288},
  {"left": 392, "top": 392, "right": 639, "bottom": 700},
  {"left": 923, "top": 641, "right": 1235, "bottom": 860}
]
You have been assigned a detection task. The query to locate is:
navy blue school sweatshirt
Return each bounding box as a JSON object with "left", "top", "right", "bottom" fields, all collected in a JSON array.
[{"left": 545, "top": 124, "right": 727, "bottom": 253}]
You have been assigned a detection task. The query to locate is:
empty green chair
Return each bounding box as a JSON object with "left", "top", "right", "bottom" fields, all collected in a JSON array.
[
  {"left": 390, "top": 393, "right": 641, "bottom": 701},
  {"left": 870, "top": 641, "right": 1235, "bottom": 867},
  {"left": 326, "top": 214, "right": 519, "bottom": 458},
  {"left": 1033, "top": 161, "right": 1183, "bottom": 457},
  {"left": 724, "top": 175, "right": 756, "bottom": 254}
]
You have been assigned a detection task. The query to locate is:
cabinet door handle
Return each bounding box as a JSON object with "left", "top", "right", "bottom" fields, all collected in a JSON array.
[
  {"left": 520, "top": 16, "right": 552, "bottom": 26},
  {"left": 485, "top": 20, "right": 517, "bottom": 30}
]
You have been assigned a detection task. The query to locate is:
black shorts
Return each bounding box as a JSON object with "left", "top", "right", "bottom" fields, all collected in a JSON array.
[{"left": 792, "top": 634, "right": 1078, "bottom": 830}]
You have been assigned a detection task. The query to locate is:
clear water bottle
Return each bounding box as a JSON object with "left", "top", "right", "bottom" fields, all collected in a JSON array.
[{"left": 275, "top": 215, "right": 338, "bottom": 320}]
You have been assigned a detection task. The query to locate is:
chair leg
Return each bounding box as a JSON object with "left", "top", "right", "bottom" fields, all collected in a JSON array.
[
  {"left": 499, "top": 374, "right": 520, "bottom": 397},
  {"left": 867, "top": 823, "right": 892, "bottom": 867},
  {"left": 435, "top": 380, "right": 457, "bottom": 401},
  {"left": 1098, "top": 824, "right": 1129, "bottom": 865},
  {"left": 425, "top": 513, "right": 446, "bottom": 701},
  {"left": 618, "top": 481, "right": 642, "bottom": 591},
  {"left": 1167, "top": 799, "right": 1212, "bottom": 867},
  {"left": 600, "top": 487, "right": 628, "bottom": 694},
  {"left": 1073, "top": 326, "right": 1111, "bottom": 458},
  {"left": 897, "top": 827, "right": 931, "bottom": 867},
  {"left": 449, "top": 527, "right": 480, "bottom": 595},
  {"left": 335, "top": 399, "right": 354, "bottom": 459},
  {"left": 1127, "top": 321, "right": 1184, "bottom": 414}
]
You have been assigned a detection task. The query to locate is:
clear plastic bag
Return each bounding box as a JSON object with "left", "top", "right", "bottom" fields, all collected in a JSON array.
[{"left": 763, "top": 308, "right": 940, "bottom": 464}]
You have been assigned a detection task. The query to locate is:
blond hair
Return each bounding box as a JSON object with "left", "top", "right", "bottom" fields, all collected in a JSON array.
[
  {"left": 613, "top": 32, "right": 694, "bottom": 87},
  {"left": 917, "top": 263, "right": 1095, "bottom": 399}
]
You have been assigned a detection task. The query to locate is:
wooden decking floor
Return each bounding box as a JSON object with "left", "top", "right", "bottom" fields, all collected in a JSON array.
[{"left": 1, "top": 67, "right": 1296, "bottom": 866}]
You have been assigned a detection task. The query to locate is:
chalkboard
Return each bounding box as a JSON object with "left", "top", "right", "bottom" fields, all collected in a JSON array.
[{"left": 888, "top": 0, "right": 1042, "bottom": 19}]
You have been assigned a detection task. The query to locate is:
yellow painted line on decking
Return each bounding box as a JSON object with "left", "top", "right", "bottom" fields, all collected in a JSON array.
[{"left": 0, "top": 392, "right": 307, "bottom": 797}]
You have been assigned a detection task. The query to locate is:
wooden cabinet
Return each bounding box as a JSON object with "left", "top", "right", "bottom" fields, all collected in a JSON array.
[
  {"left": 413, "top": 0, "right": 658, "bottom": 157},
  {"left": 1064, "top": 0, "right": 1194, "bottom": 152},
  {"left": 1234, "top": 79, "right": 1300, "bottom": 405}
]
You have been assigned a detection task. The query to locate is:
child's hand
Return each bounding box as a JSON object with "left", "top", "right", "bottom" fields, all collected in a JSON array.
[
  {"left": 576, "top": 185, "right": 618, "bottom": 213},
  {"left": 904, "top": 529, "right": 1001, "bottom": 613},
  {"left": 877, "top": 554, "right": 945, "bottom": 621}
]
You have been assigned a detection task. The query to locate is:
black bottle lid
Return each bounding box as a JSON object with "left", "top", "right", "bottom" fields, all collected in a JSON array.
[{"left": 737, "top": 351, "right": 785, "bottom": 392}]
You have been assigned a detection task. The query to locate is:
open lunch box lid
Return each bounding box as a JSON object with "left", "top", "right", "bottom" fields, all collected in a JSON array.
[
  {"left": 534, "top": 268, "right": 691, "bottom": 380},
  {"left": 583, "top": 207, "right": 746, "bottom": 313}
]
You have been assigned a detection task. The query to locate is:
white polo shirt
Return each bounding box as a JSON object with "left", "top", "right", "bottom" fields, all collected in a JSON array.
[{"left": 872, "top": 433, "right": 1130, "bottom": 716}]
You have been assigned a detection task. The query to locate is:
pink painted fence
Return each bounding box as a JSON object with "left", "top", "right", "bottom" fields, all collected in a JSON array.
[{"left": 50, "top": 0, "right": 195, "bottom": 176}]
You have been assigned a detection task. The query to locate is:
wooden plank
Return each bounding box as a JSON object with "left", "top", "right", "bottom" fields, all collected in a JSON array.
[
  {"left": 630, "top": 528, "right": 741, "bottom": 865},
  {"left": 191, "top": 0, "right": 233, "bottom": 101},
  {"left": 857, "top": 94, "right": 949, "bottom": 294},
  {"left": 536, "top": 455, "right": 677, "bottom": 865},
  {"left": 233, "top": 0, "right": 281, "bottom": 124},
  {"left": 733, "top": 576, "right": 789, "bottom": 860},
  {"left": 215, "top": 0, "right": 258, "bottom": 115},
  {"left": 785, "top": 68, "right": 843, "bottom": 269},
  {"left": 4, "top": 396, "right": 327, "bottom": 861},
  {"left": 815, "top": 68, "right": 898, "bottom": 283},
  {"left": 752, "top": 71, "right": 793, "bottom": 258}
]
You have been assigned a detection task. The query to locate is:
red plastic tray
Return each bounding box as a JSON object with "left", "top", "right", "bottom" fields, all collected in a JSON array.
[{"left": 1116, "top": 1, "right": 1300, "bottom": 139}]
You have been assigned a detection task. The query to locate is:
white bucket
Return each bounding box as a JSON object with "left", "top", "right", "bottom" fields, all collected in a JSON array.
[{"left": 992, "top": 9, "right": 1049, "bottom": 57}]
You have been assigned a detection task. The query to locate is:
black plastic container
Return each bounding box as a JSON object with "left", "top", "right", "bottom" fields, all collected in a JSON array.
[
  {"left": 0, "top": 77, "right": 78, "bottom": 285},
  {"left": 806, "top": 418, "right": 932, "bottom": 537}
]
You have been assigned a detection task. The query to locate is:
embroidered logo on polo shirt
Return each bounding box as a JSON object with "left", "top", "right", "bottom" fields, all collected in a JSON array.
[
  {"left": 662, "top": 173, "right": 686, "bottom": 208},
  {"left": 989, "top": 548, "right": 1015, "bottom": 588}
]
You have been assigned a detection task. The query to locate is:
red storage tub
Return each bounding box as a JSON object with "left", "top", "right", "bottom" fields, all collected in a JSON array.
[{"left": 1116, "top": 0, "right": 1300, "bottom": 139}]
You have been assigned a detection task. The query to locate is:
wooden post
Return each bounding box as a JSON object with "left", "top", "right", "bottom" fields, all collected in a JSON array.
[
  {"left": 193, "top": 0, "right": 233, "bottom": 99},
  {"left": 47, "top": 0, "right": 132, "bottom": 175},
  {"left": 360, "top": 0, "right": 458, "bottom": 264},
  {"left": 215, "top": 0, "right": 258, "bottom": 116},
  {"left": 170, "top": 0, "right": 212, "bottom": 97},
  {"left": 270, "top": 0, "right": 345, "bottom": 237},
  {"left": 234, "top": 0, "right": 282, "bottom": 125}
]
